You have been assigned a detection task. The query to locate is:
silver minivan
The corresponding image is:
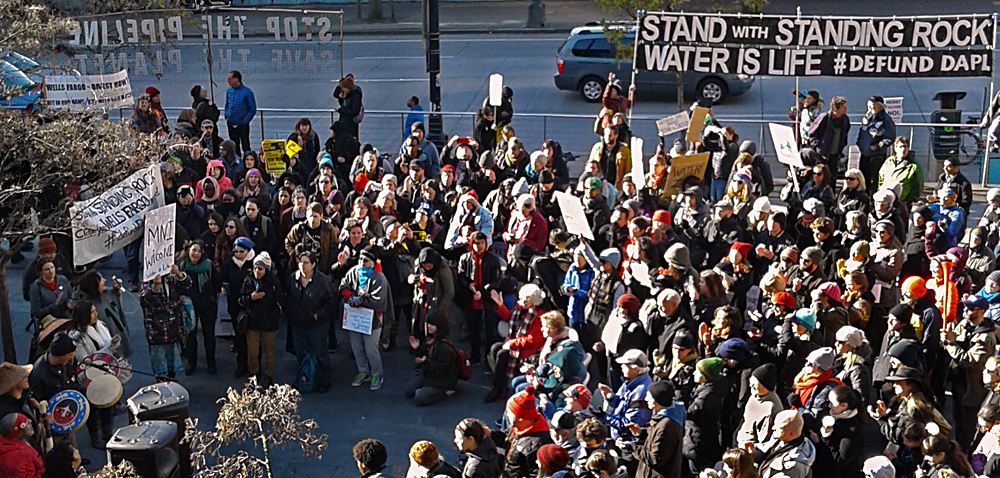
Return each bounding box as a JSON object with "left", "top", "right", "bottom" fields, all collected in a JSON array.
[{"left": 554, "top": 24, "right": 755, "bottom": 104}]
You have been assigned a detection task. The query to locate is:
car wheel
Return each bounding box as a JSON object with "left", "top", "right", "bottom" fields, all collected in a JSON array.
[
  {"left": 579, "top": 76, "right": 605, "bottom": 102},
  {"left": 697, "top": 77, "right": 728, "bottom": 104}
]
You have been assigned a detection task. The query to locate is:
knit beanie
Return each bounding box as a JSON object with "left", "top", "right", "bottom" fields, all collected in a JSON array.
[
  {"left": 803, "top": 246, "right": 823, "bottom": 265},
  {"left": 652, "top": 209, "right": 671, "bottom": 226},
  {"left": 507, "top": 386, "right": 539, "bottom": 421},
  {"left": 696, "top": 358, "right": 723, "bottom": 381},
  {"left": 818, "top": 282, "right": 842, "bottom": 303},
  {"left": 617, "top": 294, "right": 641, "bottom": 313},
  {"left": 806, "top": 347, "right": 836, "bottom": 371},
  {"left": 730, "top": 242, "right": 752, "bottom": 262},
  {"left": 37, "top": 238, "right": 57, "bottom": 255},
  {"left": 672, "top": 331, "right": 697, "bottom": 349},
  {"left": 887, "top": 339, "right": 920, "bottom": 367},
  {"left": 752, "top": 197, "right": 771, "bottom": 214},
  {"left": 793, "top": 309, "right": 817, "bottom": 331},
  {"left": 599, "top": 249, "right": 621, "bottom": 270},
  {"left": 49, "top": 332, "right": 76, "bottom": 357},
  {"left": 563, "top": 384, "right": 591, "bottom": 408},
  {"left": 253, "top": 251, "right": 273, "bottom": 271},
  {"left": 537, "top": 444, "right": 570, "bottom": 474},
  {"left": 585, "top": 177, "right": 603, "bottom": 191},
  {"left": 718, "top": 338, "right": 749, "bottom": 361},
  {"left": 647, "top": 381, "right": 675, "bottom": 407},
  {"left": 988, "top": 271, "right": 1000, "bottom": 285},
  {"left": 773, "top": 292, "right": 796, "bottom": 310},
  {"left": 780, "top": 245, "right": 800, "bottom": 263},
  {"left": 836, "top": 326, "right": 865, "bottom": 349},
  {"left": 889, "top": 304, "right": 914, "bottom": 323},
  {"left": 234, "top": 237, "right": 254, "bottom": 251},
  {"left": 752, "top": 363, "right": 778, "bottom": 392},
  {"left": 664, "top": 243, "right": 692, "bottom": 271},
  {"left": 901, "top": 276, "right": 926, "bottom": 298}
]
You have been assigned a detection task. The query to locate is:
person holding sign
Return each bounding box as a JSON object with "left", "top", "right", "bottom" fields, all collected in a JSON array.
[
  {"left": 340, "top": 246, "right": 391, "bottom": 391},
  {"left": 287, "top": 118, "right": 321, "bottom": 174},
  {"left": 139, "top": 265, "right": 191, "bottom": 383}
]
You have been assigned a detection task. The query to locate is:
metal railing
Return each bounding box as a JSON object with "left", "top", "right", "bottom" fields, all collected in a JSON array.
[{"left": 146, "top": 106, "right": 991, "bottom": 183}]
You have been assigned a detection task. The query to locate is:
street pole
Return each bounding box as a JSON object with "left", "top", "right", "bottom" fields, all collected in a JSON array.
[
  {"left": 627, "top": 12, "right": 640, "bottom": 126},
  {"left": 794, "top": 6, "right": 800, "bottom": 143},
  {"left": 982, "top": 12, "right": 997, "bottom": 186},
  {"left": 424, "top": 0, "right": 444, "bottom": 146}
]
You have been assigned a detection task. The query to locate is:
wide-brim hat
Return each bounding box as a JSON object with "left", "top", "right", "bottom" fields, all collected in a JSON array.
[{"left": 0, "top": 363, "right": 32, "bottom": 396}]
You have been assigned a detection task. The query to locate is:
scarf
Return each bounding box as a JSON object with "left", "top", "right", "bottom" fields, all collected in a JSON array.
[
  {"left": 669, "top": 350, "right": 698, "bottom": 378},
  {"left": 507, "top": 416, "right": 549, "bottom": 457},
  {"left": 472, "top": 251, "right": 484, "bottom": 309},
  {"left": 831, "top": 408, "right": 858, "bottom": 420},
  {"left": 792, "top": 368, "right": 837, "bottom": 406},
  {"left": 233, "top": 249, "right": 255, "bottom": 269},
  {"left": 185, "top": 258, "right": 211, "bottom": 294},
  {"left": 358, "top": 266, "right": 374, "bottom": 290},
  {"left": 44, "top": 277, "right": 57, "bottom": 291}
]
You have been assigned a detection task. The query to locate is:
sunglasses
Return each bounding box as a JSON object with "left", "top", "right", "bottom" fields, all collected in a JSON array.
[
  {"left": 226, "top": 225, "right": 236, "bottom": 229},
  {"left": 812, "top": 171, "right": 823, "bottom": 176},
  {"left": 234, "top": 249, "right": 247, "bottom": 254},
  {"left": 846, "top": 177, "right": 858, "bottom": 181}
]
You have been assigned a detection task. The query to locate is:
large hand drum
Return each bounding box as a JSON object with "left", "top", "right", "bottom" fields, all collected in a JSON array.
[
  {"left": 77, "top": 353, "right": 120, "bottom": 387},
  {"left": 48, "top": 390, "right": 89, "bottom": 434},
  {"left": 87, "top": 375, "right": 123, "bottom": 409}
]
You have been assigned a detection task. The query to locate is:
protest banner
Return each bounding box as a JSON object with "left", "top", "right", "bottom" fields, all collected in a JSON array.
[
  {"left": 285, "top": 139, "right": 303, "bottom": 158},
  {"left": 554, "top": 191, "right": 593, "bottom": 240},
  {"left": 883, "top": 97, "right": 904, "bottom": 123},
  {"left": 261, "top": 140, "right": 286, "bottom": 174},
  {"left": 636, "top": 13, "right": 994, "bottom": 78},
  {"left": 343, "top": 304, "right": 374, "bottom": 335},
  {"left": 656, "top": 111, "right": 690, "bottom": 136},
  {"left": 44, "top": 69, "right": 134, "bottom": 111},
  {"left": 686, "top": 107, "right": 709, "bottom": 142},
  {"left": 489, "top": 74, "right": 504, "bottom": 106},
  {"left": 769, "top": 123, "right": 803, "bottom": 168},
  {"left": 663, "top": 152, "right": 709, "bottom": 198},
  {"left": 630, "top": 137, "right": 644, "bottom": 184},
  {"left": 142, "top": 204, "right": 176, "bottom": 282},
  {"left": 848, "top": 145, "right": 862, "bottom": 171},
  {"left": 70, "top": 164, "right": 165, "bottom": 266}
]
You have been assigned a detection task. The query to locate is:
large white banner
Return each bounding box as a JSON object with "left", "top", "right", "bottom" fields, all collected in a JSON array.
[
  {"left": 71, "top": 165, "right": 165, "bottom": 266},
  {"left": 143, "top": 204, "right": 176, "bottom": 282},
  {"left": 44, "top": 69, "right": 134, "bottom": 111}
]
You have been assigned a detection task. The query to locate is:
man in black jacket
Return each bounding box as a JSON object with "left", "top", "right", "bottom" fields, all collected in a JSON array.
[
  {"left": 221, "top": 237, "right": 255, "bottom": 379},
  {"left": 623, "top": 381, "right": 683, "bottom": 478},
  {"left": 456, "top": 232, "right": 504, "bottom": 365},
  {"left": 454, "top": 418, "right": 503, "bottom": 478},
  {"left": 940, "top": 158, "right": 973, "bottom": 219},
  {"left": 28, "top": 333, "right": 79, "bottom": 447},
  {"left": 241, "top": 198, "right": 277, "bottom": 258}
]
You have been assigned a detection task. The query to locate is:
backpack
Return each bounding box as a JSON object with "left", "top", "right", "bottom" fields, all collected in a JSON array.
[
  {"left": 297, "top": 351, "right": 317, "bottom": 394},
  {"left": 354, "top": 104, "right": 365, "bottom": 124},
  {"left": 444, "top": 340, "right": 472, "bottom": 381}
]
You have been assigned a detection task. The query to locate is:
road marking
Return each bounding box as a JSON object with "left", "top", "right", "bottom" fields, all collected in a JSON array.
[{"left": 353, "top": 55, "right": 456, "bottom": 60}]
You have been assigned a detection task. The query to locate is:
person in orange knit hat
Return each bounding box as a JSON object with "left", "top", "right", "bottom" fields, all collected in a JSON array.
[
  {"left": 900, "top": 276, "right": 943, "bottom": 385},
  {"left": 927, "top": 256, "right": 959, "bottom": 325}
]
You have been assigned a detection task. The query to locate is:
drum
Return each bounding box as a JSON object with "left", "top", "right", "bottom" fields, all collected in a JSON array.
[
  {"left": 48, "top": 390, "right": 89, "bottom": 434},
  {"left": 497, "top": 321, "right": 510, "bottom": 339},
  {"left": 77, "top": 352, "right": 120, "bottom": 387},
  {"left": 87, "top": 375, "right": 123, "bottom": 409}
]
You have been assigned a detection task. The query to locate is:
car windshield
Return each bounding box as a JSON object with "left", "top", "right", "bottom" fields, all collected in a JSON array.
[
  {"left": 0, "top": 52, "right": 39, "bottom": 71},
  {"left": 0, "top": 61, "right": 34, "bottom": 90}
]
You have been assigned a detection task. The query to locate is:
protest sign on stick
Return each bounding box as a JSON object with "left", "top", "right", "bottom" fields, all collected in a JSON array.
[
  {"left": 555, "top": 191, "right": 594, "bottom": 240},
  {"left": 143, "top": 204, "right": 176, "bottom": 282}
]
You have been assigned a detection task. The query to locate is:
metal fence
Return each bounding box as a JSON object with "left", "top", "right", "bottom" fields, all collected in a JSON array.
[{"left": 152, "top": 106, "right": 993, "bottom": 184}]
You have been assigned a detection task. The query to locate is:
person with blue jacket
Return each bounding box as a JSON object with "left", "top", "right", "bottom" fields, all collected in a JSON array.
[
  {"left": 597, "top": 349, "right": 653, "bottom": 443},
  {"left": 224, "top": 70, "right": 256, "bottom": 156},
  {"left": 928, "top": 186, "right": 965, "bottom": 248},
  {"left": 561, "top": 247, "right": 594, "bottom": 332}
]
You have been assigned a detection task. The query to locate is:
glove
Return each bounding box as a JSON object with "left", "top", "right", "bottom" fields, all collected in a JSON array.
[
  {"left": 347, "top": 295, "right": 362, "bottom": 307},
  {"left": 786, "top": 392, "right": 803, "bottom": 409}
]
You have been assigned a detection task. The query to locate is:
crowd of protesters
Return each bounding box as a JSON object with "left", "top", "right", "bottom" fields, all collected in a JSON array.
[{"left": 1, "top": 69, "right": 999, "bottom": 478}]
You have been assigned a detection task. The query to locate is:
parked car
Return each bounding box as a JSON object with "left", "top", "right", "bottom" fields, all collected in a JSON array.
[
  {"left": 554, "top": 24, "right": 755, "bottom": 104},
  {"left": 0, "top": 51, "right": 42, "bottom": 112}
]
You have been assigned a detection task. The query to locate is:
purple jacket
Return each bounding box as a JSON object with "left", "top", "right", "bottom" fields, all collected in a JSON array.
[{"left": 807, "top": 112, "right": 851, "bottom": 158}]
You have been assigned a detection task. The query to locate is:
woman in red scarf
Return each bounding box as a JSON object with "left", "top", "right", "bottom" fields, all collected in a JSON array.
[{"left": 790, "top": 347, "right": 843, "bottom": 430}]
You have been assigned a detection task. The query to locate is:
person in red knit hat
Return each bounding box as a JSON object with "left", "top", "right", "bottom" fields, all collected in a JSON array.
[
  {"left": 494, "top": 386, "right": 553, "bottom": 478},
  {"left": 537, "top": 443, "right": 571, "bottom": 478}
]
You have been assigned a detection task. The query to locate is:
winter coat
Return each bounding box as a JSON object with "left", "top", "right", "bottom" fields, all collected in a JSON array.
[
  {"left": 415, "top": 248, "right": 455, "bottom": 323},
  {"left": 239, "top": 272, "right": 282, "bottom": 332},
  {"left": 459, "top": 436, "right": 502, "bottom": 478},
  {"left": 967, "top": 243, "right": 996, "bottom": 292},
  {"left": 814, "top": 412, "right": 864, "bottom": 478},
  {"left": 939, "top": 170, "right": 974, "bottom": 216},
  {"left": 943, "top": 317, "right": 997, "bottom": 408},
  {"left": 584, "top": 195, "right": 611, "bottom": 242},
  {"left": 929, "top": 202, "right": 964, "bottom": 248},
  {"left": 285, "top": 219, "right": 338, "bottom": 272},
  {"left": 176, "top": 203, "right": 206, "bottom": 238},
  {"left": 446, "top": 205, "right": 495, "bottom": 249},
  {"left": 755, "top": 436, "right": 817, "bottom": 478},
  {"left": 536, "top": 336, "right": 586, "bottom": 394},
  {"left": 869, "top": 240, "right": 903, "bottom": 307},
  {"left": 832, "top": 187, "right": 870, "bottom": 221},
  {"left": 878, "top": 153, "right": 924, "bottom": 205},
  {"left": 808, "top": 111, "right": 851, "bottom": 158},
  {"left": 0, "top": 437, "right": 43, "bottom": 478},
  {"left": 69, "top": 321, "right": 113, "bottom": 362},
  {"left": 503, "top": 210, "right": 548, "bottom": 258},
  {"left": 224, "top": 83, "right": 256, "bottom": 125},
  {"left": 683, "top": 378, "right": 723, "bottom": 468},
  {"left": 589, "top": 140, "right": 631, "bottom": 189},
  {"left": 422, "top": 339, "right": 459, "bottom": 391},
  {"left": 835, "top": 354, "right": 872, "bottom": 404},
  {"left": 561, "top": 266, "right": 594, "bottom": 326},
  {"left": 340, "top": 266, "right": 394, "bottom": 331},
  {"left": 454, "top": 248, "right": 503, "bottom": 310},
  {"left": 287, "top": 132, "right": 321, "bottom": 173},
  {"left": 501, "top": 427, "right": 552, "bottom": 478},
  {"left": 857, "top": 109, "right": 896, "bottom": 157},
  {"left": 284, "top": 271, "right": 335, "bottom": 329},
  {"left": 139, "top": 274, "right": 192, "bottom": 345},
  {"left": 242, "top": 214, "right": 278, "bottom": 258},
  {"left": 736, "top": 392, "right": 783, "bottom": 446},
  {"left": 633, "top": 411, "right": 684, "bottom": 478},
  {"left": 28, "top": 276, "right": 72, "bottom": 321},
  {"left": 605, "top": 373, "right": 653, "bottom": 441},
  {"left": 21, "top": 254, "right": 73, "bottom": 303},
  {"left": 800, "top": 181, "right": 835, "bottom": 214}
]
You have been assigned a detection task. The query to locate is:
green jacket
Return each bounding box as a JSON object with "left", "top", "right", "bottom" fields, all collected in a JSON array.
[{"left": 878, "top": 153, "right": 924, "bottom": 204}]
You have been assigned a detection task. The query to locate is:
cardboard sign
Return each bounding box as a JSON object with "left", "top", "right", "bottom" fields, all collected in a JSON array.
[
  {"left": 261, "top": 140, "right": 286, "bottom": 174},
  {"left": 769, "top": 123, "right": 804, "bottom": 168},
  {"left": 746, "top": 285, "right": 761, "bottom": 313},
  {"left": 70, "top": 165, "right": 165, "bottom": 266},
  {"left": 664, "top": 152, "right": 710, "bottom": 198},
  {"left": 285, "top": 139, "right": 303, "bottom": 158},
  {"left": 883, "top": 97, "right": 903, "bottom": 124},
  {"left": 630, "top": 262, "right": 652, "bottom": 287},
  {"left": 554, "top": 191, "right": 594, "bottom": 240},
  {"left": 630, "top": 137, "right": 644, "bottom": 184},
  {"left": 489, "top": 74, "right": 504, "bottom": 107},
  {"left": 142, "top": 204, "right": 176, "bottom": 282},
  {"left": 343, "top": 304, "right": 374, "bottom": 335},
  {"left": 847, "top": 145, "right": 862, "bottom": 171},
  {"left": 656, "top": 111, "right": 690, "bottom": 136},
  {"left": 686, "top": 107, "right": 709, "bottom": 142}
]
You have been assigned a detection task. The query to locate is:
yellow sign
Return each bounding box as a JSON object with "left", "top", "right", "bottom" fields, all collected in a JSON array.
[
  {"left": 686, "top": 107, "right": 710, "bottom": 143},
  {"left": 285, "top": 140, "right": 303, "bottom": 158},
  {"left": 664, "top": 152, "right": 710, "bottom": 198},
  {"left": 261, "top": 140, "right": 286, "bottom": 175}
]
